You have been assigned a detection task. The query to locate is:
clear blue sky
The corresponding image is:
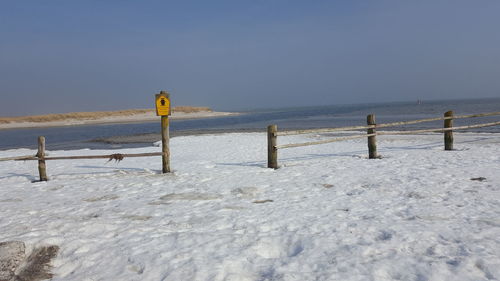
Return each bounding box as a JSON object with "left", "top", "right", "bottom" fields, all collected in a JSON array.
[{"left": 1, "top": 0, "right": 499, "bottom": 116}]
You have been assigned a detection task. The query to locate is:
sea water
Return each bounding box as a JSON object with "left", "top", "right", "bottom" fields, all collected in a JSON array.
[{"left": 0, "top": 98, "right": 499, "bottom": 150}]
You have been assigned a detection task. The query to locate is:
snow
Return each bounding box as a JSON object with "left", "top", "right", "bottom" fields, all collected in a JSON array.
[{"left": 1, "top": 132, "right": 500, "bottom": 280}]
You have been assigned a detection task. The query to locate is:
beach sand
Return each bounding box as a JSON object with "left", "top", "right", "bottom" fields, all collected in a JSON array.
[{"left": 0, "top": 111, "right": 238, "bottom": 130}]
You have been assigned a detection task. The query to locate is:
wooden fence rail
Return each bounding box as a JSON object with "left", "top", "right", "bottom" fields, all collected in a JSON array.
[
  {"left": 276, "top": 134, "right": 376, "bottom": 149},
  {"left": 276, "top": 121, "right": 500, "bottom": 150},
  {"left": 276, "top": 111, "right": 500, "bottom": 136},
  {"left": 15, "top": 152, "right": 164, "bottom": 161},
  {"left": 377, "top": 121, "right": 500, "bottom": 135},
  {"left": 268, "top": 111, "right": 500, "bottom": 168},
  {"left": 0, "top": 135, "right": 165, "bottom": 181}
]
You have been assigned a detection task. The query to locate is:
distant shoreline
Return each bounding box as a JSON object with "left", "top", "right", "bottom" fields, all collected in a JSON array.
[{"left": 0, "top": 109, "right": 240, "bottom": 130}]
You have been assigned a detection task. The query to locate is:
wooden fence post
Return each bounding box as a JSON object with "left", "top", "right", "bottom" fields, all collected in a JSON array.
[
  {"left": 161, "top": 115, "right": 171, "bottom": 173},
  {"left": 444, "top": 110, "right": 454, "bottom": 150},
  {"left": 267, "top": 125, "right": 278, "bottom": 169},
  {"left": 367, "top": 114, "right": 378, "bottom": 159},
  {"left": 37, "top": 136, "right": 48, "bottom": 181}
]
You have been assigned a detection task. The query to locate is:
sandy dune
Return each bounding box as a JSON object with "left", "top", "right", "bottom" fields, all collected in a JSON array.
[{"left": 0, "top": 110, "right": 238, "bottom": 130}]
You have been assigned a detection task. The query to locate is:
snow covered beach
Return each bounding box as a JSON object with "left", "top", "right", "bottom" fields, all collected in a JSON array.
[{"left": 1, "top": 132, "right": 499, "bottom": 280}]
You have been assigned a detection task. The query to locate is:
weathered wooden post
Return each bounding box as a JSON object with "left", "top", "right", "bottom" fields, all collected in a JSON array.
[
  {"left": 161, "top": 115, "right": 170, "bottom": 173},
  {"left": 155, "top": 91, "right": 171, "bottom": 173},
  {"left": 367, "top": 114, "right": 378, "bottom": 159},
  {"left": 444, "top": 110, "right": 454, "bottom": 150},
  {"left": 37, "top": 136, "right": 48, "bottom": 181},
  {"left": 267, "top": 125, "right": 278, "bottom": 169}
]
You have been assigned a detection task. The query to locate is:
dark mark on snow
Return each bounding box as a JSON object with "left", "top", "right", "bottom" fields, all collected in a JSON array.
[
  {"left": 0, "top": 241, "right": 59, "bottom": 281},
  {"left": 471, "top": 177, "right": 487, "bottom": 182},
  {"left": 253, "top": 199, "right": 274, "bottom": 204}
]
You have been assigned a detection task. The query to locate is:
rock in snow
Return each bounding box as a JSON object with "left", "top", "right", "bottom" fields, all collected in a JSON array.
[
  {"left": 0, "top": 241, "right": 25, "bottom": 281},
  {"left": 0, "top": 241, "right": 58, "bottom": 281}
]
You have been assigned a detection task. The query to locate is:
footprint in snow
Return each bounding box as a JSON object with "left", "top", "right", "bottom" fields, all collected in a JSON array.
[
  {"left": 475, "top": 260, "right": 495, "bottom": 280},
  {"left": 376, "top": 230, "right": 393, "bottom": 241},
  {"left": 122, "top": 215, "right": 152, "bottom": 221},
  {"left": 48, "top": 185, "right": 64, "bottom": 191},
  {"left": 127, "top": 257, "right": 145, "bottom": 274},
  {"left": 83, "top": 194, "right": 119, "bottom": 202},
  {"left": 0, "top": 198, "right": 22, "bottom": 203},
  {"left": 346, "top": 189, "right": 364, "bottom": 196},
  {"left": 222, "top": 205, "right": 247, "bottom": 210},
  {"left": 159, "top": 192, "right": 222, "bottom": 201},
  {"left": 82, "top": 213, "right": 101, "bottom": 219},
  {"left": 231, "top": 186, "right": 261, "bottom": 198},
  {"left": 407, "top": 192, "right": 425, "bottom": 199},
  {"left": 252, "top": 238, "right": 304, "bottom": 259}
]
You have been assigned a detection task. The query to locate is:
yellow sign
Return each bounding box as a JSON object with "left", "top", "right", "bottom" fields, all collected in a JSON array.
[{"left": 155, "top": 92, "right": 171, "bottom": 116}]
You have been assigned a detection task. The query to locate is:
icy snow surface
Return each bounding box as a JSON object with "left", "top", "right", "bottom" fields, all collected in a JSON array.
[{"left": 1, "top": 132, "right": 499, "bottom": 280}]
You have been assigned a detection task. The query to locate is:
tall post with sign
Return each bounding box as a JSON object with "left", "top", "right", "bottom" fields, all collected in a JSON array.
[{"left": 156, "top": 91, "right": 171, "bottom": 173}]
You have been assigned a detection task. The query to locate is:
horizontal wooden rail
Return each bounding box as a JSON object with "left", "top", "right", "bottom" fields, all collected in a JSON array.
[
  {"left": 0, "top": 155, "right": 37, "bottom": 162},
  {"left": 13, "top": 152, "right": 163, "bottom": 161},
  {"left": 277, "top": 125, "right": 373, "bottom": 136},
  {"left": 277, "top": 121, "right": 500, "bottom": 150},
  {"left": 277, "top": 134, "right": 376, "bottom": 149},
  {"left": 454, "top": 111, "right": 500, "bottom": 119},
  {"left": 277, "top": 111, "right": 500, "bottom": 136},
  {"left": 378, "top": 121, "right": 500, "bottom": 135},
  {"left": 376, "top": 116, "right": 447, "bottom": 129},
  {"left": 377, "top": 111, "right": 500, "bottom": 129}
]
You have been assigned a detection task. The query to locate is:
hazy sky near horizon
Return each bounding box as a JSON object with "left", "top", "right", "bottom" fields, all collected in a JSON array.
[{"left": 1, "top": 0, "right": 500, "bottom": 116}]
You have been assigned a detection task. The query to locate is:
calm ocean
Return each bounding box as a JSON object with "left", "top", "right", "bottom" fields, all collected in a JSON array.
[{"left": 1, "top": 98, "right": 499, "bottom": 150}]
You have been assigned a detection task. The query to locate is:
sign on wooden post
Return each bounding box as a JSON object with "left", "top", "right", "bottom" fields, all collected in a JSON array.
[
  {"left": 155, "top": 92, "right": 171, "bottom": 117},
  {"left": 156, "top": 91, "right": 171, "bottom": 173}
]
